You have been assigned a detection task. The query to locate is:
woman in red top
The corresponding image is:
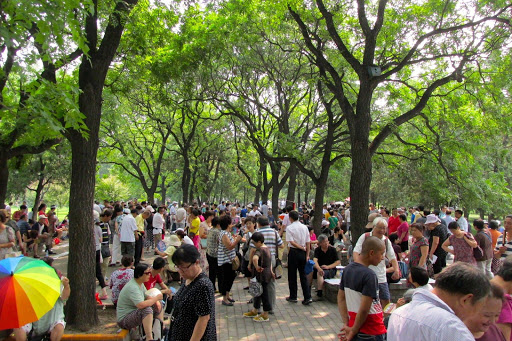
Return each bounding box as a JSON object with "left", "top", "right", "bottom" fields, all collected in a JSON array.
[
  {"left": 388, "top": 208, "right": 401, "bottom": 235},
  {"left": 397, "top": 214, "right": 409, "bottom": 251}
]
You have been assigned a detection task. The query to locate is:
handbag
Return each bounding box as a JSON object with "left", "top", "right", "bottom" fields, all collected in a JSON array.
[
  {"left": 231, "top": 253, "right": 241, "bottom": 271},
  {"left": 101, "top": 244, "right": 111, "bottom": 258},
  {"left": 468, "top": 233, "right": 484, "bottom": 260},
  {"left": 248, "top": 277, "right": 263, "bottom": 297}
]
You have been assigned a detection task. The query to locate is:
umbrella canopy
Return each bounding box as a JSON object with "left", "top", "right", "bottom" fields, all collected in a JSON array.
[{"left": 0, "top": 256, "right": 61, "bottom": 329}]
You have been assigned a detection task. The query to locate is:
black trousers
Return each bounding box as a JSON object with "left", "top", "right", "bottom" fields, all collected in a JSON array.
[
  {"left": 287, "top": 247, "right": 311, "bottom": 300},
  {"left": 206, "top": 254, "right": 218, "bottom": 290},
  {"left": 96, "top": 250, "right": 106, "bottom": 288},
  {"left": 433, "top": 254, "right": 447, "bottom": 274},
  {"left": 254, "top": 281, "right": 271, "bottom": 312},
  {"left": 218, "top": 262, "right": 236, "bottom": 296},
  {"left": 134, "top": 235, "right": 143, "bottom": 265}
]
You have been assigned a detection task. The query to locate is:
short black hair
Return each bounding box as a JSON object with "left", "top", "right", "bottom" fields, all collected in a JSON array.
[
  {"left": 100, "top": 209, "right": 113, "bottom": 218},
  {"left": 410, "top": 266, "right": 429, "bottom": 286},
  {"left": 134, "top": 263, "right": 150, "bottom": 278},
  {"left": 219, "top": 215, "right": 231, "bottom": 230},
  {"left": 257, "top": 216, "right": 269, "bottom": 226},
  {"left": 20, "top": 205, "right": 27, "bottom": 210},
  {"left": 245, "top": 216, "right": 256, "bottom": 225},
  {"left": 436, "top": 262, "right": 490, "bottom": 303},
  {"left": 418, "top": 205, "right": 424, "bottom": 211},
  {"left": 212, "top": 216, "right": 220, "bottom": 227},
  {"left": 389, "top": 233, "right": 399, "bottom": 243},
  {"left": 489, "top": 220, "right": 499, "bottom": 230},
  {"left": 473, "top": 219, "right": 485, "bottom": 230},
  {"left": 497, "top": 258, "right": 512, "bottom": 281},
  {"left": 172, "top": 244, "right": 200, "bottom": 266},
  {"left": 203, "top": 211, "right": 214, "bottom": 219},
  {"left": 121, "top": 255, "right": 134, "bottom": 267},
  {"left": 448, "top": 221, "right": 459, "bottom": 230},
  {"left": 289, "top": 210, "right": 299, "bottom": 221},
  {"left": 251, "top": 231, "right": 265, "bottom": 244},
  {"left": 410, "top": 223, "right": 424, "bottom": 232},
  {"left": 455, "top": 209, "right": 464, "bottom": 215},
  {"left": 399, "top": 214, "right": 407, "bottom": 221},
  {"left": 152, "top": 257, "right": 166, "bottom": 270},
  {"left": 130, "top": 208, "right": 138, "bottom": 214}
]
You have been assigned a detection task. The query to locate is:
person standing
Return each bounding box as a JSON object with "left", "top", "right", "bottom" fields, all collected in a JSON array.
[
  {"left": 168, "top": 244, "right": 217, "bottom": 340},
  {"left": 111, "top": 206, "right": 124, "bottom": 266},
  {"left": 426, "top": 214, "right": 449, "bottom": 275},
  {"left": 338, "top": 236, "right": 387, "bottom": 341},
  {"left": 217, "top": 214, "right": 242, "bottom": 306},
  {"left": 473, "top": 220, "right": 494, "bottom": 279},
  {"left": 455, "top": 209, "right": 469, "bottom": 233},
  {"left": 134, "top": 210, "right": 150, "bottom": 265},
  {"left": 152, "top": 206, "right": 165, "bottom": 251},
  {"left": 285, "top": 210, "right": 312, "bottom": 305},
  {"left": 120, "top": 209, "right": 138, "bottom": 258}
]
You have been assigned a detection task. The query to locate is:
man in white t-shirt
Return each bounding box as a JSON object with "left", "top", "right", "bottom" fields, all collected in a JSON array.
[
  {"left": 285, "top": 210, "right": 312, "bottom": 305},
  {"left": 247, "top": 204, "right": 262, "bottom": 217},
  {"left": 120, "top": 209, "right": 138, "bottom": 257},
  {"left": 353, "top": 217, "right": 399, "bottom": 308}
]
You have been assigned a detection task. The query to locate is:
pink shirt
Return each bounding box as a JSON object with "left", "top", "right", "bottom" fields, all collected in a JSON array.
[
  {"left": 397, "top": 222, "right": 409, "bottom": 242},
  {"left": 497, "top": 294, "right": 512, "bottom": 341}
]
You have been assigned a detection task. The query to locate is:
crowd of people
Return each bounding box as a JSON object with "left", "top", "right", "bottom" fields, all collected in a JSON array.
[{"left": 4, "top": 198, "right": 512, "bottom": 341}]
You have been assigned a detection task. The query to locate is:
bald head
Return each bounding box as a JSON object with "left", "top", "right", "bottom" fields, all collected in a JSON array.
[{"left": 361, "top": 236, "right": 385, "bottom": 256}]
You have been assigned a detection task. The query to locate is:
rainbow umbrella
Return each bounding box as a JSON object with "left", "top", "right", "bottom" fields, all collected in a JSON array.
[{"left": 0, "top": 256, "right": 61, "bottom": 329}]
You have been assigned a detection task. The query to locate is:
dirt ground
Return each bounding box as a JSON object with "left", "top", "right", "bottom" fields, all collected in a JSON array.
[{"left": 64, "top": 307, "right": 120, "bottom": 335}]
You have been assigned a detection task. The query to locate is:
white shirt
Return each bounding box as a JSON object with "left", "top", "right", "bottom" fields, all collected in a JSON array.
[
  {"left": 120, "top": 215, "right": 137, "bottom": 242},
  {"left": 261, "top": 204, "right": 269, "bottom": 216},
  {"left": 286, "top": 220, "right": 310, "bottom": 248},
  {"left": 153, "top": 213, "right": 165, "bottom": 234},
  {"left": 387, "top": 289, "right": 474, "bottom": 341},
  {"left": 182, "top": 235, "right": 194, "bottom": 245},
  {"left": 282, "top": 213, "right": 290, "bottom": 227},
  {"left": 457, "top": 217, "right": 468, "bottom": 232},
  {"left": 248, "top": 209, "right": 262, "bottom": 217},
  {"left": 353, "top": 231, "right": 396, "bottom": 284},
  {"left": 176, "top": 208, "right": 186, "bottom": 223}
]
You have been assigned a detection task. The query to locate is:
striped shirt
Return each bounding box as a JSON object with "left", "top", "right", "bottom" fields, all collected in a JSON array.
[
  {"left": 217, "top": 230, "right": 235, "bottom": 266},
  {"left": 250, "top": 226, "right": 283, "bottom": 257},
  {"left": 495, "top": 234, "right": 512, "bottom": 258},
  {"left": 207, "top": 228, "right": 221, "bottom": 258}
]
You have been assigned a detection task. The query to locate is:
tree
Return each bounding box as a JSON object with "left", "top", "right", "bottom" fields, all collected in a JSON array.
[
  {"left": 63, "top": 0, "right": 139, "bottom": 329},
  {"left": 288, "top": 0, "right": 512, "bottom": 240}
]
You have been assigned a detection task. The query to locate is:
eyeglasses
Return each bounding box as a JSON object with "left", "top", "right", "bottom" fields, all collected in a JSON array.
[{"left": 176, "top": 263, "right": 194, "bottom": 271}]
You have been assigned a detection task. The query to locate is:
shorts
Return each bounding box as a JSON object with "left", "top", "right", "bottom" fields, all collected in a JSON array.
[
  {"left": 117, "top": 303, "right": 161, "bottom": 330},
  {"left": 378, "top": 282, "right": 390, "bottom": 300},
  {"left": 21, "top": 320, "right": 66, "bottom": 335}
]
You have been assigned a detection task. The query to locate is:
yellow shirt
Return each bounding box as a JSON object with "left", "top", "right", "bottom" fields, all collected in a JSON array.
[
  {"left": 135, "top": 215, "right": 145, "bottom": 232},
  {"left": 190, "top": 217, "right": 200, "bottom": 235}
]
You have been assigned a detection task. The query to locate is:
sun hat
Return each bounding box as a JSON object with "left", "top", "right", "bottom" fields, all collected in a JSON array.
[{"left": 425, "top": 214, "right": 440, "bottom": 224}]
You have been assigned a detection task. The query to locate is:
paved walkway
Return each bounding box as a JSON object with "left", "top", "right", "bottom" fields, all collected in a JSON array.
[
  {"left": 52, "top": 239, "right": 341, "bottom": 340},
  {"left": 215, "top": 271, "right": 340, "bottom": 340}
]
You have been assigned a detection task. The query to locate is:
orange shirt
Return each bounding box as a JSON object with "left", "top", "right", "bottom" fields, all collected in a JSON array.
[{"left": 490, "top": 229, "right": 502, "bottom": 249}]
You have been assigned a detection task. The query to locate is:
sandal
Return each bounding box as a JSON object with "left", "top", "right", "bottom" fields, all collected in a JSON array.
[{"left": 222, "top": 301, "right": 234, "bottom": 306}]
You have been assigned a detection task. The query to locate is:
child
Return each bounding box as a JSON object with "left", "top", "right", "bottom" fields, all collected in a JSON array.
[{"left": 243, "top": 232, "right": 273, "bottom": 322}]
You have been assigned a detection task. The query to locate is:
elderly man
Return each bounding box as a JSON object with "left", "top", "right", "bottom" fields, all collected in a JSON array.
[
  {"left": 353, "top": 216, "right": 399, "bottom": 308},
  {"left": 311, "top": 234, "right": 340, "bottom": 300},
  {"left": 387, "top": 262, "right": 490, "bottom": 341}
]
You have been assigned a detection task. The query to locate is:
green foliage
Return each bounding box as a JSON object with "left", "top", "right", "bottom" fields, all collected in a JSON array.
[{"left": 95, "top": 174, "right": 131, "bottom": 202}]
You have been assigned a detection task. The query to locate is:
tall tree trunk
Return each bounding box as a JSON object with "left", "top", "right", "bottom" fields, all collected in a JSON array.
[
  {"left": 65, "top": 83, "right": 102, "bottom": 329},
  {"left": 286, "top": 163, "right": 297, "bottom": 204},
  {"left": 64, "top": 0, "right": 138, "bottom": 329},
  {"left": 160, "top": 176, "right": 167, "bottom": 204},
  {"left": 348, "top": 126, "right": 372, "bottom": 244},
  {"left": 146, "top": 190, "right": 155, "bottom": 205},
  {"left": 271, "top": 168, "right": 281, "bottom": 218},
  {"left": 312, "top": 180, "right": 327, "bottom": 236},
  {"left": 254, "top": 187, "right": 260, "bottom": 206},
  {"left": 182, "top": 157, "right": 190, "bottom": 204},
  {"left": 0, "top": 156, "right": 8, "bottom": 208}
]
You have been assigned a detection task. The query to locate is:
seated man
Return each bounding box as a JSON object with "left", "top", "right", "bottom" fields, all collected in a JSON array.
[
  {"left": 29, "top": 215, "right": 50, "bottom": 258},
  {"left": 311, "top": 234, "right": 340, "bottom": 300},
  {"left": 117, "top": 263, "right": 164, "bottom": 340},
  {"left": 14, "top": 276, "right": 70, "bottom": 341}
]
